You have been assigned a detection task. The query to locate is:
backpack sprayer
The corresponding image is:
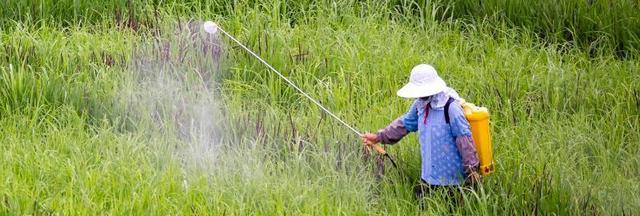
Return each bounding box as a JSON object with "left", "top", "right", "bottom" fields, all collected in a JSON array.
[{"left": 202, "top": 21, "right": 398, "bottom": 168}]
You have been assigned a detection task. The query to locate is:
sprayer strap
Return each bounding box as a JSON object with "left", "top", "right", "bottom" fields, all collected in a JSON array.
[{"left": 444, "top": 97, "right": 456, "bottom": 124}]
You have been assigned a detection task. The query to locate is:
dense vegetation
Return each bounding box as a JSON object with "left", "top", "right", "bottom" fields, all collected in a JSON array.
[
  {"left": 3, "top": 0, "right": 640, "bottom": 55},
  {"left": 437, "top": 0, "right": 640, "bottom": 57},
  {"left": 1, "top": 0, "right": 638, "bottom": 215}
]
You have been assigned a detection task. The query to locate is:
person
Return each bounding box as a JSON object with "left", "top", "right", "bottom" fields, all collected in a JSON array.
[{"left": 361, "top": 64, "right": 481, "bottom": 200}]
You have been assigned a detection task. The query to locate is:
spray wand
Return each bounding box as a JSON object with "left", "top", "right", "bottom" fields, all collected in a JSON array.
[{"left": 203, "top": 21, "right": 397, "bottom": 168}]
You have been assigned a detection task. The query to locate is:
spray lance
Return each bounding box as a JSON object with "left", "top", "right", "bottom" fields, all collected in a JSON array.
[{"left": 203, "top": 21, "right": 397, "bottom": 168}]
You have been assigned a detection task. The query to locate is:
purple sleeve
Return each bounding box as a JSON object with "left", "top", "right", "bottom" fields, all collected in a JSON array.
[
  {"left": 376, "top": 117, "right": 409, "bottom": 144},
  {"left": 456, "top": 136, "right": 480, "bottom": 174}
]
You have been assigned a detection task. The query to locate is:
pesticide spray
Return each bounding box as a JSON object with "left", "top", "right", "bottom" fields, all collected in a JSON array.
[
  {"left": 119, "top": 20, "right": 397, "bottom": 191},
  {"left": 118, "top": 20, "right": 230, "bottom": 189},
  {"left": 202, "top": 21, "right": 397, "bottom": 168}
]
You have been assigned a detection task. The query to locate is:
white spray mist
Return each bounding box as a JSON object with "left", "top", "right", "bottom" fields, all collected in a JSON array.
[{"left": 118, "top": 20, "right": 227, "bottom": 187}]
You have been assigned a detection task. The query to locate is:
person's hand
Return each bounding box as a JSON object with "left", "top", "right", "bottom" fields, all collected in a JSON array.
[
  {"left": 466, "top": 171, "right": 482, "bottom": 185},
  {"left": 361, "top": 133, "right": 380, "bottom": 147}
]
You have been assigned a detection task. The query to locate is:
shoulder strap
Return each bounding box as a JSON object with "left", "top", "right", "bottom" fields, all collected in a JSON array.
[{"left": 444, "top": 97, "right": 456, "bottom": 124}]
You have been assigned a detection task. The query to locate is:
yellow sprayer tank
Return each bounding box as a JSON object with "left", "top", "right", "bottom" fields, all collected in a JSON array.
[{"left": 462, "top": 102, "right": 495, "bottom": 176}]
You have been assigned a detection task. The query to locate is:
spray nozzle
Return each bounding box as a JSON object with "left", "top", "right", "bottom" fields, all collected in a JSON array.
[{"left": 203, "top": 21, "right": 218, "bottom": 34}]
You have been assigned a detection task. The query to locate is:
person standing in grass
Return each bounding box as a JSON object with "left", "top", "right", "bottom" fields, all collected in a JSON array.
[{"left": 362, "top": 64, "right": 481, "bottom": 199}]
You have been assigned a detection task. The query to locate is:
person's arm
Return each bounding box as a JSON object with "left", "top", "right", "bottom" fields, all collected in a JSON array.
[
  {"left": 456, "top": 136, "right": 480, "bottom": 174},
  {"left": 448, "top": 102, "right": 481, "bottom": 180},
  {"left": 375, "top": 117, "right": 408, "bottom": 144},
  {"left": 362, "top": 100, "right": 419, "bottom": 145}
]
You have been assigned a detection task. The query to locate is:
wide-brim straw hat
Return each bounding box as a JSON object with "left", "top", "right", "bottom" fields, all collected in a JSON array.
[{"left": 397, "top": 64, "right": 447, "bottom": 98}]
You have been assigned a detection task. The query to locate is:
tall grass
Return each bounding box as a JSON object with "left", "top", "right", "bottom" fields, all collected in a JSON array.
[
  {"left": 0, "top": 24, "right": 135, "bottom": 120},
  {"left": 433, "top": 0, "right": 640, "bottom": 56},
  {"left": 3, "top": 0, "right": 639, "bottom": 55},
  {"left": 1, "top": 0, "right": 639, "bottom": 215}
]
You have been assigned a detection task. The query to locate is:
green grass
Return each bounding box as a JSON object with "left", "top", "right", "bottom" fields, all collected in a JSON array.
[
  {"left": 1, "top": 0, "right": 639, "bottom": 215},
  {"left": 436, "top": 0, "right": 640, "bottom": 56},
  {"left": 2, "top": 0, "right": 639, "bottom": 55}
]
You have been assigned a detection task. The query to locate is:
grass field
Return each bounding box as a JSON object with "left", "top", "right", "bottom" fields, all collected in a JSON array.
[{"left": 1, "top": 0, "right": 639, "bottom": 215}]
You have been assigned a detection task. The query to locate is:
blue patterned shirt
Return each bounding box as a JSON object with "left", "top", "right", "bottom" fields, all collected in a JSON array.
[{"left": 402, "top": 97, "right": 472, "bottom": 185}]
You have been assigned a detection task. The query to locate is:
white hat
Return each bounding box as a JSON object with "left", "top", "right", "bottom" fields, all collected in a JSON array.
[{"left": 396, "top": 64, "right": 447, "bottom": 98}]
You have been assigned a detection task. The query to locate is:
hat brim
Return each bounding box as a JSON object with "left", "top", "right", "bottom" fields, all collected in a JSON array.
[{"left": 396, "top": 78, "right": 447, "bottom": 98}]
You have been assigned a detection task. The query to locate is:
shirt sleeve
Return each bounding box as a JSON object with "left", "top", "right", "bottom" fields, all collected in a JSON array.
[
  {"left": 375, "top": 100, "right": 419, "bottom": 144},
  {"left": 448, "top": 101, "right": 479, "bottom": 173},
  {"left": 401, "top": 100, "right": 419, "bottom": 132},
  {"left": 448, "top": 101, "right": 472, "bottom": 137},
  {"left": 376, "top": 118, "right": 408, "bottom": 144},
  {"left": 456, "top": 136, "right": 480, "bottom": 173}
]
